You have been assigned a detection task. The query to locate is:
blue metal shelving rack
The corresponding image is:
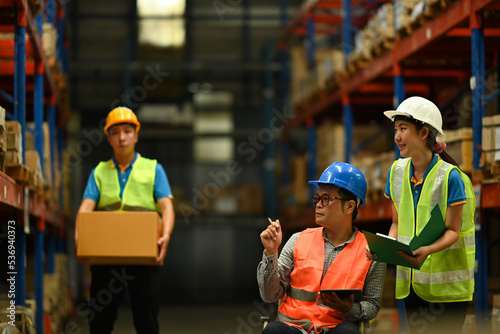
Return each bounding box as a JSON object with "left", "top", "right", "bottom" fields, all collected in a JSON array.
[{"left": 1, "top": 0, "right": 68, "bottom": 332}]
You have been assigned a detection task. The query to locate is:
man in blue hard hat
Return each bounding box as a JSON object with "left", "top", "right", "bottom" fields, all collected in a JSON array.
[{"left": 258, "top": 162, "right": 386, "bottom": 334}]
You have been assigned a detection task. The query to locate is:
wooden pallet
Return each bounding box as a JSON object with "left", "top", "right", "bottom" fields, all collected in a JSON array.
[{"left": 371, "top": 38, "right": 394, "bottom": 57}]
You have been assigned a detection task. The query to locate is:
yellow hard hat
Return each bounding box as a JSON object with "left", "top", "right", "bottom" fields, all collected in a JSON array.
[{"left": 104, "top": 106, "right": 141, "bottom": 133}]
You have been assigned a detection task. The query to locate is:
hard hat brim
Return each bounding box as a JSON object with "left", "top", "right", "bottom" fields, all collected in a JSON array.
[
  {"left": 383, "top": 110, "right": 410, "bottom": 121},
  {"left": 384, "top": 110, "right": 443, "bottom": 135},
  {"left": 308, "top": 181, "right": 320, "bottom": 188}
]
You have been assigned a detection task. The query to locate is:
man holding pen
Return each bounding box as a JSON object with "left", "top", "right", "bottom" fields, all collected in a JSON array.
[{"left": 257, "top": 162, "right": 386, "bottom": 334}]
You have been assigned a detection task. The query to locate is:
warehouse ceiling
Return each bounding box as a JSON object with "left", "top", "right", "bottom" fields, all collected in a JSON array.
[{"left": 68, "top": 0, "right": 303, "bottom": 129}]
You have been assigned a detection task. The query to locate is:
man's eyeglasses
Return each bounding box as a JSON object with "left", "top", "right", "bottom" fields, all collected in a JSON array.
[{"left": 312, "top": 194, "right": 345, "bottom": 207}]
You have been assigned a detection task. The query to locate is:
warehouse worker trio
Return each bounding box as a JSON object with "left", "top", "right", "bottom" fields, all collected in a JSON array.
[{"left": 76, "top": 107, "right": 175, "bottom": 334}]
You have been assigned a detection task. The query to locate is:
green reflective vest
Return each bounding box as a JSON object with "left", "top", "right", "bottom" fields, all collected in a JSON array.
[
  {"left": 95, "top": 156, "right": 160, "bottom": 213},
  {"left": 389, "top": 158, "right": 475, "bottom": 302}
]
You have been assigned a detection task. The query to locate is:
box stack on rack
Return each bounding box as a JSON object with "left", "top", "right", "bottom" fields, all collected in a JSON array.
[
  {"left": 353, "top": 151, "right": 395, "bottom": 203},
  {"left": 316, "top": 49, "right": 345, "bottom": 91},
  {"left": 371, "top": 3, "right": 395, "bottom": 56},
  {"left": 290, "top": 46, "right": 310, "bottom": 106},
  {"left": 4, "top": 121, "right": 32, "bottom": 184},
  {"left": 292, "top": 154, "right": 309, "bottom": 209},
  {"left": 440, "top": 128, "right": 473, "bottom": 174},
  {"left": 4, "top": 121, "right": 22, "bottom": 166},
  {"left": 25, "top": 150, "right": 44, "bottom": 194},
  {"left": 0, "top": 106, "right": 5, "bottom": 171},
  {"left": 396, "top": 0, "right": 458, "bottom": 38},
  {"left": 481, "top": 115, "right": 500, "bottom": 178},
  {"left": 25, "top": 122, "right": 53, "bottom": 196},
  {"left": 349, "top": 3, "right": 395, "bottom": 71},
  {"left": 316, "top": 120, "right": 345, "bottom": 176},
  {"left": 394, "top": 0, "right": 414, "bottom": 37},
  {"left": 348, "top": 29, "right": 371, "bottom": 72}
]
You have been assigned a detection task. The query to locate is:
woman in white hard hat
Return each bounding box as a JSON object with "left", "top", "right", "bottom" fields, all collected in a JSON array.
[{"left": 368, "top": 96, "right": 475, "bottom": 333}]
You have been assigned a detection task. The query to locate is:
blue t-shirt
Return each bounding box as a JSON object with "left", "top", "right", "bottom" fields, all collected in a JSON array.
[
  {"left": 83, "top": 153, "right": 173, "bottom": 204},
  {"left": 384, "top": 155, "right": 466, "bottom": 211}
]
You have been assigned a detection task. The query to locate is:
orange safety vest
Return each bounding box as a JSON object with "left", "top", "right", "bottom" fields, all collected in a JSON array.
[{"left": 276, "top": 228, "right": 371, "bottom": 333}]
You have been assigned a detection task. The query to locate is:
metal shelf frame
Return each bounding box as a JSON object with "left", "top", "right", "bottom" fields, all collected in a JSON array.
[{"left": 0, "top": 0, "right": 68, "bottom": 332}]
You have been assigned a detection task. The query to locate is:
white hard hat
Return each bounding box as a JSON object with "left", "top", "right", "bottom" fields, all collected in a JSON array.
[{"left": 384, "top": 96, "right": 443, "bottom": 135}]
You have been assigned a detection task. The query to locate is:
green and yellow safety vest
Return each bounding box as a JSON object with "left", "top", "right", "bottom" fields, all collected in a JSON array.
[
  {"left": 389, "top": 158, "right": 475, "bottom": 302},
  {"left": 95, "top": 156, "right": 160, "bottom": 213}
]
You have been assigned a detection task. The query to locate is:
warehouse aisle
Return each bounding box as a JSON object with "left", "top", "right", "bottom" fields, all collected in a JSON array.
[
  {"left": 70, "top": 303, "right": 485, "bottom": 333},
  {"left": 73, "top": 303, "right": 266, "bottom": 334}
]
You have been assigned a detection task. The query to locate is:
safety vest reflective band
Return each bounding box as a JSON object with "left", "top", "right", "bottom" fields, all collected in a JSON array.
[
  {"left": 277, "top": 228, "right": 372, "bottom": 333},
  {"left": 389, "top": 158, "right": 475, "bottom": 302},
  {"left": 95, "top": 156, "right": 160, "bottom": 213}
]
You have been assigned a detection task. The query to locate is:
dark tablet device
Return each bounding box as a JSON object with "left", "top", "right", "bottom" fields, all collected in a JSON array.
[{"left": 320, "top": 289, "right": 362, "bottom": 302}]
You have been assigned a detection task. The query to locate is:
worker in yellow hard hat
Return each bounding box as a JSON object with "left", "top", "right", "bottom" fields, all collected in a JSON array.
[{"left": 76, "top": 106, "right": 175, "bottom": 334}]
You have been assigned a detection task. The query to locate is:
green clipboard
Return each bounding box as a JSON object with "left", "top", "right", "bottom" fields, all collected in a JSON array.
[{"left": 363, "top": 204, "right": 446, "bottom": 269}]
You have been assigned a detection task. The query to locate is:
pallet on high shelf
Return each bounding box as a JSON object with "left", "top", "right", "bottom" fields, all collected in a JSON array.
[
  {"left": 371, "top": 38, "right": 394, "bottom": 58},
  {"left": 325, "top": 70, "right": 346, "bottom": 91},
  {"left": 347, "top": 52, "right": 371, "bottom": 74}
]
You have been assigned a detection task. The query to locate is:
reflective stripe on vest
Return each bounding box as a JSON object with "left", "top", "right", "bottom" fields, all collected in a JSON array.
[
  {"left": 95, "top": 156, "right": 160, "bottom": 213},
  {"left": 389, "top": 158, "right": 475, "bottom": 302},
  {"left": 277, "top": 228, "right": 372, "bottom": 333}
]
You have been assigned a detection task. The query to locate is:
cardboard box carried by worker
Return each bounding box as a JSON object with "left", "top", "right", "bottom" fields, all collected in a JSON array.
[{"left": 77, "top": 211, "right": 161, "bottom": 265}]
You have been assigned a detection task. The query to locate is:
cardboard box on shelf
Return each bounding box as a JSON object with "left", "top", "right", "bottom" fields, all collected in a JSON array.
[
  {"left": 0, "top": 105, "right": 5, "bottom": 133},
  {"left": 25, "top": 150, "right": 42, "bottom": 174},
  {"left": 77, "top": 211, "right": 161, "bottom": 265},
  {"left": 441, "top": 128, "right": 473, "bottom": 173},
  {"left": 5, "top": 149, "right": 20, "bottom": 165},
  {"left": 293, "top": 154, "right": 308, "bottom": 207},
  {"left": 0, "top": 149, "right": 5, "bottom": 172},
  {"left": 482, "top": 115, "right": 500, "bottom": 168},
  {"left": 5, "top": 164, "right": 31, "bottom": 184},
  {"left": 5, "top": 120, "right": 21, "bottom": 134},
  {"left": 6, "top": 132, "right": 20, "bottom": 151}
]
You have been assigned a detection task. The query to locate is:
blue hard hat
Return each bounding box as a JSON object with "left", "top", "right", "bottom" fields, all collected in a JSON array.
[{"left": 308, "top": 162, "right": 367, "bottom": 206}]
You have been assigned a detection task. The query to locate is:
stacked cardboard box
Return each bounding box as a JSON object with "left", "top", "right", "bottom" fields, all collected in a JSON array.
[
  {"left": 352, "top": 151, "right": 395, "bottom": 203},
  {"left": 293, "top": 154, "right": 308, "bottom": 207},
  {"left": 481, "top": 116, "right": 500, "bottom": 175},
  {"left": 25, "top": 150, "right": 43, "bottom": 193},
  {"left": 26, "top": 121, "right": 52, "bottom": 190},
  {"left": 42, "top": 22, "right": 58, "bottom": 59},
  {"left": 440, "top": 128, "right": 473, "bottom": 174},
  {"left": 290, "top": 46, "right": 309, "bottom": 106},
  {"left": 5, "top": 120, "right": 22, "bottom": 165},
  {"left": 316, "top": 121, "right": 345, "bottom": 176},
  {"left": 0, "top": 106, "right": 5, "bottom": 171},
  {"left": 394, "top": 0, "right": 420, "bottom": 33},
  {"left": 316, "top": 49, "right": 345, "bottom": 90},
  {"left": 371, "top": 3, "right": 395, "bottom": 52}
]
